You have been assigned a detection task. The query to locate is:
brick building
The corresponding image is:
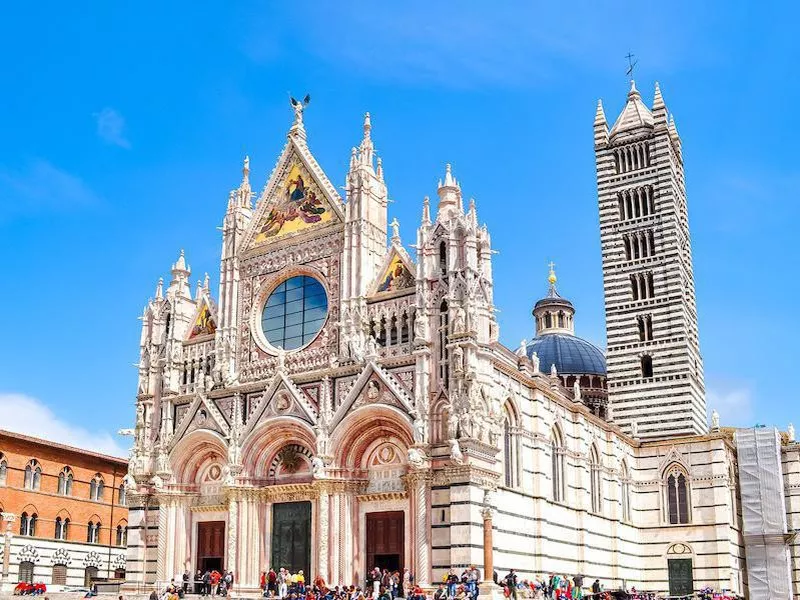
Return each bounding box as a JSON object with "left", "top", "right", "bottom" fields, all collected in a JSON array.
[{"left": 0, "top": 430, "right": 128, "bottom": 589}]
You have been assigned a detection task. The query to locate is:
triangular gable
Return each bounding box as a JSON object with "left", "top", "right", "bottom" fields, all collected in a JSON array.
[
  {"left": 187, "top": 300, "right": 218, "bottom": 341},
  {"left": 244, "top": 138, "right": 344, "bottom": 250},
  {"left": 658, "top": 445, "right": 689, "bottom": 475},
  {"left": 241, "top": 372, "right": 317, "bottom": 437},
  {"left": 171, "top": 393, "right": 230, "bottom": 448},
  {"left": 370, "top": 247, "right": 416, "bottom": 296},
  {"left": 329, "top": 361, "right": 414, "bottom": 430}
]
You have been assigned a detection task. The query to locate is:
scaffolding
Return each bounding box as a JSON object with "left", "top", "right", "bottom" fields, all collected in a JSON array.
[{"left": 735, "top": 427, "right": 792, "bottom": 599}]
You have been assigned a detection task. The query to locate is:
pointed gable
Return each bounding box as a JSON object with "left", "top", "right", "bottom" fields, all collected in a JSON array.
[
  {"left": 187, "top": 301, "right": 217, "bottom": 340},
  {"left": 610, "top": 81, "right": 654, "bottom": 139},
  {"left": 329, "top": 361, "right": 414, "bottom": 430},
  {"left": 245, "top": 137, "right": 344, "bottom": 250},
  {"left": 371, "top": 248, "right": 415, "bottom": 296}
]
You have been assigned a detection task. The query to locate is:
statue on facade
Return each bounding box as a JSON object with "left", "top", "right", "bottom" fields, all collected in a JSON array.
[
  {"left": 452, "top": 346, "right": 464, "bottom": 373},
  {"left": 573, "top": 380, "right": 581, "bottom": 401},
  {"left": 151, "top": 474, "right": 164, "bottom": 492},
  {"left": 630, "top": 421, "right": 639, "bottom": 439},
  {"left": 789, "top": 423, "right": 795, "bottom": 443},
  {"left": 414, "top": 314, "right": 427, "bottom": 340},
  {"left": 711, "top": 409, "right": 720, "bottom": 431},
  {"left": 407, "top": 448, "right": 425, "bottom": 469},
  {"left": 365, "top": 335, "right": 379, "bottom": 359},
  {"left": 276, "top": 348, "right": 287, "bottom": 373},
  {"left": 451, "top": 305, "right": 466, "bottom": 334},
  {"left": 517, "top": 339, "right": 527, "bottom": 357},
  {"left": 311, "top": 456, "right": 326, "bottom": 479},
  {"left": 531, "top": 351, "right": 540, "bottom": 373},
  {"left": 449, "top": 439, "right": 464, "bottom": 465},
  {"left": 205, "top": 373, "right": 215, "bottom": 392},
  {"left": 412, "top": 414, "right": 426, "bottom": 444},
  {"left": 314, "top": 424, "right": 330, "bottom": 457},
  {"left": 136, "top": 403, "right": 145, "bottom": 428},
  {"left": 446, "top": 407, "right": 459, "bottom": 440},
  {"left": 366, "top": 380, "right": 381, "bottom": 402}
]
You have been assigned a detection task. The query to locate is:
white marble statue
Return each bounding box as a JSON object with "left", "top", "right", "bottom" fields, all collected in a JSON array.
[
  {"left": 407, "top": 448, "right": 425, "bottom": 469},
  {"left": 711, "top": 409, "right": 720, "bottom": 431},
  {"left": 449, "top": 438, "right": 464, "bottom": 465},
  {"left": 531, "top": 352, "right": 540, "bottom": 373},
  {"left": 311, "top": 456, "right": 326, "bottom": 479},
  {"left": 789, "top": 423, "right": 795, "bottom": 443}
]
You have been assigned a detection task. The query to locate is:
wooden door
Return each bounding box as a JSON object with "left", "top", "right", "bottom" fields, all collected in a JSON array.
[
  {"left": 197, "top": 521, "right": 226, "bottom": 572},
  {"left": 366, "top": 511, "right": 404, "bottom": 574},
  {"left": 668, "top": 558, "right": 694, "bottom": 596},
  {"left": 271, "top": 501, "right": 312, "bottom": 576}
]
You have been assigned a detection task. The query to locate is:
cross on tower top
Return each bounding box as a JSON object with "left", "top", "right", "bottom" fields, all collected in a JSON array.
[{"left": 625, "top": 52, "right": 638, "bottom": 79}]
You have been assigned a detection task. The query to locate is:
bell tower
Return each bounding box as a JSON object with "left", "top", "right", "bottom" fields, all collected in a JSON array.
[{"left": 594, "top": 80, "right": 706, "bottom": 438}]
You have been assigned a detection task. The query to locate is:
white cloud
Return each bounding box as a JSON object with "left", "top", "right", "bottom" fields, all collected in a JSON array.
[
  {"left": 707, "top": 386, "right": 754, "bottom": 428},
  {"left": 0, "top": 159, "right": 100, "bottom": 218},
  {"left": 94, "top": 107, "right": 130, "bottom": 148},
  {"left": 0, "top": 393, "right": 128, "bottom": 458}
]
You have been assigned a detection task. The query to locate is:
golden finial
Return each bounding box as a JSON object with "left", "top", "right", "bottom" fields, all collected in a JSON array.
[{"left": 548, "top": 261, "right": 557, "bottom": 286}]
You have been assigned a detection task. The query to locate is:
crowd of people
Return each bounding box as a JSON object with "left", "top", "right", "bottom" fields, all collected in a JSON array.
[
  {"left": 144, "top": 565, "right": 740, "bottom": 600},
  {"left": 12, "top": 582, "right": 47, "bottom": 595}
]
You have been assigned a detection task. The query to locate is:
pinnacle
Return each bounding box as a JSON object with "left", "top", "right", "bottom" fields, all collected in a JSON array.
[
  {"left": 594, "top": 99, "right": 607, "bottom": 125},
  {"left": 653, "top": 81, "right": 665, "bottom": 109}
]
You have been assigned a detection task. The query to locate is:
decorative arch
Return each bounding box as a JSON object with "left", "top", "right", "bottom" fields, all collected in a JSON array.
[
  {"left": 51, "top": 548, "right": 71, "bottom": 566},
  {"left": 663, "top": 462, "right": 691, "bottom": 525},
  {"left": 620, "top": 458, "right": 632, "bottom": 522},
  {"left": 83, "top": 551, "right": 102, "bottom": 568},
  {"left": 24, "top": 460, "right": 42, "bottom": 490},
  {"left": 502, "top": 399, "right": 520, "bottom": 488},
  {"left": 266, "top": 443, "right": 314, "bottom": 480},
  {"left": 58, "top": 467, "right": 74, "bottom": 496},
  {"left": 589, "top": 444, "right": 602, "bottom": 513},
  {"left": 241, "top": 417, "right": 317, "bottom": 480},
  {"left": 331, "top": 404, "right": 414, "bottom": 471},
  {"left": 429, "top": 391, "right": 451, "bottom": 444},
  {"left": 550, "top": 425, "right": 566, "bottom": 503},
  {"left": 170, "top": 429, "right": 228, "bottom": 485}
]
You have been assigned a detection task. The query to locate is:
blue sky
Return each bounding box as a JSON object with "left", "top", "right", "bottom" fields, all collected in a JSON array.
[{"left": 1, "top": 2, "right": 797, "bottom": 455}]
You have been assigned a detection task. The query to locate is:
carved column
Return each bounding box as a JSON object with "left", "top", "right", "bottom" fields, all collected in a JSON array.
[
  {"left": 317, "top": 487, "right": 330, "bottom": 584},
  {"left": 227, "top": 493, "right": 239, "bottom": 589},
  {"left": 156, "top": 497, "right": 169, "bottom": 581},
  {"left": 1, "top": 513, "right": 16, "bottom": 583},
  {"left": 408, "top": 472, "right": 431, "bottom": 586}
]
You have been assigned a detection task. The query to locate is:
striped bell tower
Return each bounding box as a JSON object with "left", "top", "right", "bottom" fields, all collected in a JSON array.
[{"left": 594, "top": 80, "right": 706, "bottom": 438}]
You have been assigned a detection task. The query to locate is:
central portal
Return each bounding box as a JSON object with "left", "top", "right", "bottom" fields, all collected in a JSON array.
[
  {"left": 366, "top": 511, "right": 405, "bottom": 574},
  {"left": 197, "top": 521, "right": 226, "bottom": 573},
  {"left": 271, "top": 501, "right": 312, "bottom": 575}
]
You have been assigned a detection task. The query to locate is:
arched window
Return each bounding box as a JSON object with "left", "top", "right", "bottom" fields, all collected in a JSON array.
[
  {"left": 87, "top": 521, "right": 101, "bottom": 544},
  {"left": 641, "top": 355, "right": 653, "bottom": 378},
  {"left": 665, "top": 466, "right": 691, "bottom": 524},
  {"left": 0, "top": 453, "right": 7, "bottom": 485},
  {"left": 590, "top": 446, "right": 602, "bottom": 513},
  {"left": 89, "top": 474, "right": 105, "bottom": 501},
  {"left": 502, "top": 403, "right": 519, "bottom": 488},
  {"left": 621, "top": 460, "right": 631, "bottom": 522},
  {"left": 24, "top": 460, "right": 42, "bottom": 491},
  {"left": 551, "top": 427, "right": 565, "bottom": 503},
  {"left": 84, "top": 566, "right": 99, "bottom": 587},
  {"left": 439, "top": 241, "right": 448, "bottom": 275},
  {"left": 54, "top": 516, "right": 70, "bottom": 541},
  {"left": 58, "top": 467, "right": 74, "bottom": 496},
  {"left": 116, "top": 524, "right": 128, "bottom": 546},
  {"left": 19, "top": 512, "right": 37, "bottom": 537},
  {"left": 119, "top": 484, "right": 127, "bottom": 507}
]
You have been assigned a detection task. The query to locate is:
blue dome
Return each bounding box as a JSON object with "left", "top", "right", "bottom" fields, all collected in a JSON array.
[{"left": 526, "top": 333, "right": 606, "bottom": 376}]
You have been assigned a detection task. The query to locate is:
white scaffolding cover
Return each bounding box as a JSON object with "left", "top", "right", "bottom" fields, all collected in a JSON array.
[{"left": 736, "top": 427, "right": 792, "bottom": 600}]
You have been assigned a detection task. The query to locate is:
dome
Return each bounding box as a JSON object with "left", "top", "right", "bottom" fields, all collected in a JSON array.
[{"left": 526, "top": 333, "right": 606, "bottom": 376}]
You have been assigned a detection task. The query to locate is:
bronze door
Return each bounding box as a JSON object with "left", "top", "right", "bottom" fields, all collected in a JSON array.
[
  {"left": 197, "top": 521, "right": 226, "bottom": 572},
  {"left": 366, "top": 511, "right": 404, "bottom": 574},
  {"left": 271, "top": 501, "right": 312, "bottom": 575}
]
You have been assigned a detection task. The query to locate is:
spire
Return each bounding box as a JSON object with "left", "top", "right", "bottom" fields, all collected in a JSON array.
[
  {"left": 235, "top": 155, "right": 252, "bottom": 208},
  {"left": 155, "top": 277, "right": 164, "bottom": 299},
  {"left": 376, "top": 157, "right": 384, "bottom": 182},
  {"left": 609, "top": 79, "right": 654, "bottom": 138},
  {"left": 349, "top": 147, "right": 357, "bottom": 170},
  {"left": 359, "top": 112, "right": 374, "bottom": 168},
  {"left": 171, "top": 249, "right": 190, "bottom": 278},
  {"left": 436, "top": 163, "right": 461, "bottom": 218},
  {"left": 195, "top": 279, "right": 203, "bottom": 301},
  {"left": 652, "top": 82, "right": 668, "bottom": 124},
  {"left": 547, "top": 261, "right": 558, "bottom": 296},
  {"left": 390, "top": 217, "right": 401, "bottom": 246},
  {"left": 467, "top": 198, "right": 478, "bottom": 227},
  {"left": 242, "top": 155, "right": 250, "bottom": 185},
  {"left": 421, "top": 196, "right": 431, "bottom": 226},
  {"left": 203, "top": 272, "right": 210, "bottom": 293},
  {"left": 594, "top": 99, "right": 607, "bottom": 127}
]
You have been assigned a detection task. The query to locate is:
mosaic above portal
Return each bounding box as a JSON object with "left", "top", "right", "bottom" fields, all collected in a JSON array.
[
  {"left": 376, "top": 254, "right": 414, "bottom": 293},
  {"left": 189, "top": 304, "right": 217, "bottom": 339},
  {"left": 254, "top": 159, "right": 333, "bottom": 245}
]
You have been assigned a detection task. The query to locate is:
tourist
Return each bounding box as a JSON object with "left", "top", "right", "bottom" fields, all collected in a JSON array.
[
  {"left": 591, "top": 580, "right": 600, "bottom": 595},
  {"left": 505, "top": 571, "right": 518, "bottom": 600},
  {"left": 279, "top": 568, "right": 289, "bottom": 598},
  {"left": 446, "top": 569, "right": 459, "bottom": 598}
]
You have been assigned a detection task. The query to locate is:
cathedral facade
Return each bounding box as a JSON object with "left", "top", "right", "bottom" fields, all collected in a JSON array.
[{"left": 123, "top": 84, "right": 800, "bottom": 598}]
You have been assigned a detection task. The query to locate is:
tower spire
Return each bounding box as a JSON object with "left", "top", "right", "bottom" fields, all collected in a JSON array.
[
  {"left": 652, "top": 82, "right": 668, "bottom": 124},
  {"left": 359, "top": 112, "right": 374, "bottom": 168},
  {"left": 436, "top": 163, "right": 461, "bottom": 219}
]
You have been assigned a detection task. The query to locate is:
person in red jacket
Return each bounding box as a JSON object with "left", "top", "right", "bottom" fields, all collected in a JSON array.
[{"left": 210, "top": 570, "right": 222, "bottom": 595}]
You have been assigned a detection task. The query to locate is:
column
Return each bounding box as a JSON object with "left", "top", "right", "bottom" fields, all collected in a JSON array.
[
  {"left": 1, "top": 513, "right": 15, "bottom": 584},
  {"left": 477, "top": 500, "right": 500, "bottom": 600},
  {"left": 317, "top": 487, "right": 330, "bottom": 584},
  {"left": 409, "top": 474, "right": 431, "bottom": 586},
  {"left": 227, "top": 494, "right": 239, "bottom": 589},
  {"left": 156, "top": 497, "right": 170, "bottom": 581}
]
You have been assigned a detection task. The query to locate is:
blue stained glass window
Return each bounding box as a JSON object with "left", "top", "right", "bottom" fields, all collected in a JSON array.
[{"left": 261, "top": 276, "right": 328, "bottom": 351}]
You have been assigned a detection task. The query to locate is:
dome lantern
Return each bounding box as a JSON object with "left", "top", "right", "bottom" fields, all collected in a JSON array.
[{"left": 532, "top": 262, "right": 575, "bottom": 335}]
